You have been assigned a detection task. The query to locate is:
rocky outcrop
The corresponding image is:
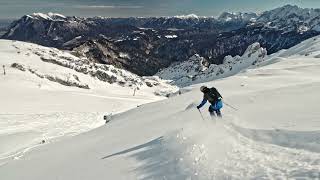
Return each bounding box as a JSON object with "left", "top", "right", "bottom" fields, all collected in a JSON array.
[
  {"left": 45, "top": 74, "right": 90, "bottom": 89},
  {"left": 157, "top": 43, "right": 267, "bottom": 87},
  {"left": 11, "top": 62, "right": 90, "bottom": 89},
  {"left": 8, "top": 41, "right": 179, "bottom": 97},
  {"left": 11, "top": 63, "right": 26, "bottom": 71},
  {"left": 25, "top": 43, "right": 177, "bottom": 94}
]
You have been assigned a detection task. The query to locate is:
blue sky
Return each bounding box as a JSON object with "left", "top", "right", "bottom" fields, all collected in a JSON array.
[{"left": 0, "top": 0, "right": 319, "bottom": 19}]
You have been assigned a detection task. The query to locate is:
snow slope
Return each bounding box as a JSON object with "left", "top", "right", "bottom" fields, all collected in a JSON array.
[
  {"left": 0, "top": 40, "right": 177, "bottom": 165},
  {"left": 1, "top": 35, "right": 320, "bottom": 179}
]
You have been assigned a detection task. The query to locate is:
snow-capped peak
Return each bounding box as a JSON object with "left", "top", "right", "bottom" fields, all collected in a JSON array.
[
  {"left": 174, "top": 14, "right": 200, "bottom": 19},
  {"left": 218, "top": 12, "right": 258, "bottom": 22},
  {"left": 258, "top": 5, "right": 317, "bottom": 24},
  {"left": 29, "top": 12, "right": 67, "bottom": 21},
  {"left": 48, "top": 12, "right": 66, "bottom": 19},
  {"left": 253, "top": 5, "right": 320, "bottom": 32}
]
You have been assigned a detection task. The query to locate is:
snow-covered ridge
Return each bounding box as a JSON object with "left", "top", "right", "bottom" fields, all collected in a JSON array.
[
  {"left": 174, "top": 14, "right": 201, "bottom": 19},
  {"left": 157, "top": 42, "right": 267, "bottom": 87},
  {"left": 0, "top": 39, "right": 178, "bottom": 163},
  {"left": 22, "top": 11, "right": 253, "bottom": 23},
  {"left": 26, "top": 12, "right": 255, "bottom": 22},
  {"left": 266, "top": 35, "right": 320, "bottom": 60},
  {"left": 3, "top": 40, "right": 178, "bottom": 95},
  {"left": 256, "top": 5, "right": 320, "bottom": 32},
  {"left": 7, "top": 5, "right": 320, "bottom": 33},
  {"left": 27, "top": 12, "right": 67, "bottom": 21},
  {"left": 218, "top": 12, "right": 258, "bottom": 22}
]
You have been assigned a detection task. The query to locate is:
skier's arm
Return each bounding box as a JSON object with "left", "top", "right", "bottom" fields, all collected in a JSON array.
[{"left": 197, "top": 98, "right": 207, "bottom": 109}]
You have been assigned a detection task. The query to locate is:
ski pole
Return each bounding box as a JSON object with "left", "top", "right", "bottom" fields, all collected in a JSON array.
[
  {"left": 223, "top": 101, "right": 238, "bottom": 111},
  {"left": 198, "top": 109, "right": 205, "bottom": 121}
]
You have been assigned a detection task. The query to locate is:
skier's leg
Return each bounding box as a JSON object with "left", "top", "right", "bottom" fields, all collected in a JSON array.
[
  {"left": 209, "top": 105, "right": 216, "bottom": 117},
  {"left": 216, "top": 109, "right": 222, "bottom": 118},
  {"left": 214, "top": 100, "right": 223, "bottom": 118}
]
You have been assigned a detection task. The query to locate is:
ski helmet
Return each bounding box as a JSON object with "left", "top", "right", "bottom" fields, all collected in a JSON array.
[{"left": 200, "top": 86, "right": 207, "bottom": 92}]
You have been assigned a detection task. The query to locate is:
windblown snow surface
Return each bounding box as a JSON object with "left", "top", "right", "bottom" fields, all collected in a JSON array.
[{"left": 2, "top": 35, "right": 320, "bottom": 179}]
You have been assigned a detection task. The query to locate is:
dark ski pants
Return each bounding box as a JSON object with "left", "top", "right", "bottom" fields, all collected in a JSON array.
[{"left": 209, "top": 100, "right": 223, "bottom": 118}]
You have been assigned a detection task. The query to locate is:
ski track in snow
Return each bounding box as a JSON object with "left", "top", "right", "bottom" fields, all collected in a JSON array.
[
  {"left": 127, "top": 118, "right": 320, "bottom": 179},
  {"left": 220, "top": 123, "right": 320, "bottom": 179}
]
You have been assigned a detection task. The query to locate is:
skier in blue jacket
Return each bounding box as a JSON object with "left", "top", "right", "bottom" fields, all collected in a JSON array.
[{"left": 197, "top": 86, "right": 223, "bottom": 117}]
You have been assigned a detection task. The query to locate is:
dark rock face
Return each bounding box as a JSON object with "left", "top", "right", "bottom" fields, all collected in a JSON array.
[
  {"left": 11, "top": 63, "right": 26, "bottom": 71},
  {"left": 2, "top": 5, "right": 320, "bottom": 76},
  {"left": 2, "top": 14, "right": 139, "bottom": 48}
]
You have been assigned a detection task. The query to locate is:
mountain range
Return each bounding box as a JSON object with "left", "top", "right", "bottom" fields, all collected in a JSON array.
[{"left": 2, "top": 5, "right": 320, "bottom": 76}]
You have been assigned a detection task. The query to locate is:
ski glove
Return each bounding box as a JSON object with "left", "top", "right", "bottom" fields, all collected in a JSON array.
[{"left": 197, "top": 99, "right": 207, "bottom": 109}]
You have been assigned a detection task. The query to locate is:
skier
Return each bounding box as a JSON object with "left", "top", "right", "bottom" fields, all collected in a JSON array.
[{"left": 197, "top": 86, "right": 223, "bottom": 117}]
